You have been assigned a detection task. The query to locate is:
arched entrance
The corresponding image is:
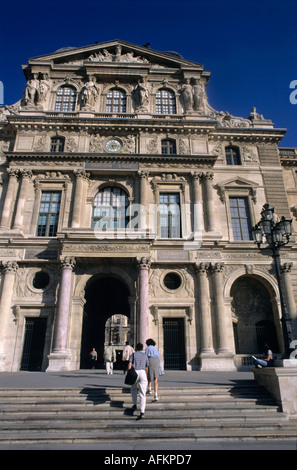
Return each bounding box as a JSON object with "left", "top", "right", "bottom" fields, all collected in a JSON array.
[
  {"left": 80, "top": 276, "right": 130, "bottom": 369},
  {"left": 231, "top": 275, "right": 280, "bottom": 354}
]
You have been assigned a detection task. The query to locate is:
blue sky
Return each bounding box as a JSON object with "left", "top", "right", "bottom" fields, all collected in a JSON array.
[{"left": 1, "top": 0, "right": 297, "bottom": 147}]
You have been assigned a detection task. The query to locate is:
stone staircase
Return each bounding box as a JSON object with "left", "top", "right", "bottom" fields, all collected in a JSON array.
[{"left": 0, "top": 383, "right": 296, "bottom": 445}]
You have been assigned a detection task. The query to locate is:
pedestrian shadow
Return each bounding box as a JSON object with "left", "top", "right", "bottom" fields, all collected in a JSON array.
[{"left": 79, "top": 387, "right": 135, "bottom": 415}]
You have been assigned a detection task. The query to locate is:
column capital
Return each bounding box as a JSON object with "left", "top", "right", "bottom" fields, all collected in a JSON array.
[
  {"left": 20, "top": 169, "right": 33, "bottom": 179},
  {"left": 210, "top": 262, "right": 224, "bottom": 273},
  {"left": 137, "top": 256, "right": 151, "bottom": 270},
  {"left": 137, "top": 170, "right": 150, "bottom": 180},
  {"left": 195, "top": 262, "right": 210, "bottom": 273},
  {"left": 61, "top": 256, "right": 76, "bottom": 269},
  {"left": 281, "top": 262, "right": 293, "bottom": 273},
  {"left": 190, "top": 171, "right": 203, "bottom": 180},
  {"left": 7, "top": 168, "right": 19, "bottom": 179},
  {"left": 202, "top": 171, "right": 214, "bottom": 181},
  {"left": 2, "top": 261, "right": 18, "bottom": 273},
  {"left": 73, "top": 169, "right": 90, "bottom": 181}
]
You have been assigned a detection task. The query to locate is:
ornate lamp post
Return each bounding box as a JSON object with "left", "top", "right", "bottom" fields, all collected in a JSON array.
[{"left": 252, "top": 204, "right": 293, "bottom": 357}]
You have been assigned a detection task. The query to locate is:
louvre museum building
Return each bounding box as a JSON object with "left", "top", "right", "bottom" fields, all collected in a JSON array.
[{"left": 0, "top": 39, "right": 296, "bottom": 373}]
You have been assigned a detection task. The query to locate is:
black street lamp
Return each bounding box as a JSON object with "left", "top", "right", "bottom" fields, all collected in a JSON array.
[{"left": 252, "top": 203, "right": 293, "bottom": 357}]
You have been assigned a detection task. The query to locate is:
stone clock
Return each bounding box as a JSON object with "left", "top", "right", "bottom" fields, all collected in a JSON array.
[{"left": 105, "top": 138, "right": 122, "bottom": 153}]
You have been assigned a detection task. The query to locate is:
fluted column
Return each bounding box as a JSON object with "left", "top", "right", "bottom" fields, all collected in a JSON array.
[
  {"left": 196, "top": 263, "right": 214, "bottom": 353},
  {"left": 0, "top": 261, "right": 18, "bottom": 370},
  {"left": 13, "top": 170, "right": 33, "bottom": 229},
  {"left": 210, "top": 262, "right": 232, "bottom": 353},
  {"left": 0, "top": 169, "right": 19, "bottom": 229},
  {"left": 202, "top": 172, "right": 216, "bottom": 232},
  {"left": 71, "top": 170, "right": 90, "bottom": 228},
  {"left": 138, "top": 257, "right": 150, "bottom": 345},
  {"left": 47, "top": 257, "right": 75, "bottom": 371}
]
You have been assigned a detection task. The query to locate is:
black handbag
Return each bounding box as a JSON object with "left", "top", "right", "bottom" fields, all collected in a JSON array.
[{"left": 124, "top": 354, "right": 138, "bottom": 385}]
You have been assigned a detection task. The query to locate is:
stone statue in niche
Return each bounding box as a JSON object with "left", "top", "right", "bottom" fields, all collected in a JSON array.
[
  {"left": 192, "top": 78, "right": 206, "bottom": 113},
  {"left": 80, "top": 78, "right": 99, "bottom": 109},
  {"left": 37, "top": 74, "right": 50, "bottom": 104},
  {"left": 132, "top": 77, "right": 149, "bottom": 111},
  {"left": 180, "top": 77, "right": 206, "bottom": 114},
  {"left": 23, "top": 74, "right": 39, "bottom": 106},
  {"left": 180, "top": 78, "right": 193, "bottom": 112},
  {"left": 22, "top": 73, "right": 51, "bottom": 108}
]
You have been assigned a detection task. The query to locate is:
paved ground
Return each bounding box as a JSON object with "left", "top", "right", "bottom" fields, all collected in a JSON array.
[
  {"left": 0, "top": 368, "right": 255, "bottom": 389},
  {"left": 0, "top": 369, "right": 296, "bottom": 451}
]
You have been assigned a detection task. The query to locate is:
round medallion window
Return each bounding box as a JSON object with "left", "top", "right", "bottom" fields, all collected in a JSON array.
[
  {"left": 163, "top": 272, "right": 182, "bottom": 290},
  {"left": 32, "top": 271, "right": 50, "bottom": 289}
]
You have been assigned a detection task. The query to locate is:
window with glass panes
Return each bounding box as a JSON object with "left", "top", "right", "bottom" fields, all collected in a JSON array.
[
  {"left": 229, "top": 197, "right": 252, "bottom": 240},
  {"left": 36, "top": 192, "right": 61, "bottom": 237},
  {"left": 55, "top": 86, "right": 77, "bottom": 112},
  {"left": 50, "top": 137, "right": 65, "bottom": 152},
  {"left": 161, "top": 139, "right": 176, "bottom": 154},
  {"left": 160, "top": 193, "right": 181, "bottom": 238},
  {"left": 226, "top": 146, "right": 241, "bottom": 165},
  {"left": 106, "top": 89, "right": 126, "bottom": 113},
  {"left": 92, "top": 187, "right": 129, "bottom": 229},
  {"left": 156, "top": 89, "right": 176, "bottom": 114}
]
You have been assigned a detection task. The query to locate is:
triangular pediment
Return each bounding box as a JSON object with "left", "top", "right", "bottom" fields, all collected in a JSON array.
[
  {"left": 219, "top": 177, "right": 259, "bottom": 189},
  {"left": 27, "top": 39, "right": 204, "bottom": 70}
]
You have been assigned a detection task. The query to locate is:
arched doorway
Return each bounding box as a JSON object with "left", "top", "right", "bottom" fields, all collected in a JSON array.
[
  {"left": 80, "top": 276, "right": 130, "bottom": 369},
  {"left": 231, "top": 275, "right": 280, "bottom": 354}
]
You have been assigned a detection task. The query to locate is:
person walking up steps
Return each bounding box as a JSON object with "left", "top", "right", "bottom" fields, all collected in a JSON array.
[
  {"left": 128, "top": 343, "right": 149, "bottom": 420},
  {"left": 145, "top": 338, "right": 162, "bottom": 402}
]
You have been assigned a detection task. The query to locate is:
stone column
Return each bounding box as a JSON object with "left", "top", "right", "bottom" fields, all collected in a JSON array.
[
  {"left": 71, "top": 170, "right": 90, "bottom": 228},
  {"left": 210, "top": 263, "right": 236, "bottom": 371},
  {"left": 0, "top": 261, "right": 18, "bottom": 371},
  {"left": 202, "top": 172, "right": 216, "bottom": 232},
  {"left": 47, "top": 257, "right": 75, "bottom": 372},
  {"left": 0, "top": 169, "right": 19, "bottom": 229},
  {"left": 196, "top": 263, "right": 214, "bottom": 354},
  {"left": 190, "top": 171, "right": 204, "bottom": 234},
  {"left": 138, "top": 171, "right": 149, "bottom": 231},
  {"left": 138, "top": 257, "right": 150, "bottom": 345},
  {"left": 13, "top": 170, "right": 33, "bottom": 230},
  {"left": 281, "top": 263, "right": 297, "bottom": 338}
]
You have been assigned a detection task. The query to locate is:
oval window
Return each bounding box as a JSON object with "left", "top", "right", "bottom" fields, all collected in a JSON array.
[
  {"left": 163, "top": 272, "right": 182, "bottom": 290},
  {"left": 32, "top": 271, "right": 50, "bottom": 289}
]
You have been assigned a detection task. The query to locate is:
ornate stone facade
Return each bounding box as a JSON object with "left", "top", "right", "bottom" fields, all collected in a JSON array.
[{"left": 0, "top": 39, "right": 296, "bottom": 372}]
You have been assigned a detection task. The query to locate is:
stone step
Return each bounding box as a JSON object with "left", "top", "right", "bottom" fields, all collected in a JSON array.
[
  {"left": 1, "top": 427, "right": 297, "bottom": 446},
  {"left": 0, "top": 385, "right": 295, "bottom": 445}
]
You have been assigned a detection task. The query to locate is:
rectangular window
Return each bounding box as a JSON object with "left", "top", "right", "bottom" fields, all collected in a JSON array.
[
  {"left": 229, "top": 197, "right": 252, "bottom": 240},
  {"left": 159, "top": 193, "right": 181, "bottom": 238},
  {"left": 37, "top": 191, "right": 61, "bottom": 236}
]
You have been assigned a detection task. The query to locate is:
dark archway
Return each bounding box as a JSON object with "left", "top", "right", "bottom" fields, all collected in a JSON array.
[
  {"left": 80, "top": 276, "right": 130, "bottom": 369},
  {"left": 231, "top": 275, "right": 280, "bottom": 354}
]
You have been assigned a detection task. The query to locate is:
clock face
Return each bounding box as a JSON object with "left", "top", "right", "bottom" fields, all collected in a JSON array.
[{"left": 105, "top": 139, "right": 122, "bottom": 152}]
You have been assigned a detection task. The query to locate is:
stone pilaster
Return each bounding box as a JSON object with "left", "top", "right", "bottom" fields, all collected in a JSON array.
[
  {"left": 281, "top": 262, "right": 297, "bottom": 338},
  {"left": 201, "top": 172, "right": 216, "bottom": 232},
  {"left": 71, "top": 169, "right": 90, "bottom": 228},
  {"left": 0, "top": 261, "right": 18, "bottom": 370},
  {"left": 0, "top": 169, "right": 19, "bottom": 229},
  {"left": 138, "top": 171, "right": 149, "bottom": 231},
  {"left": 13, "top": 169, "right": 33, "bottom": 230}
]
